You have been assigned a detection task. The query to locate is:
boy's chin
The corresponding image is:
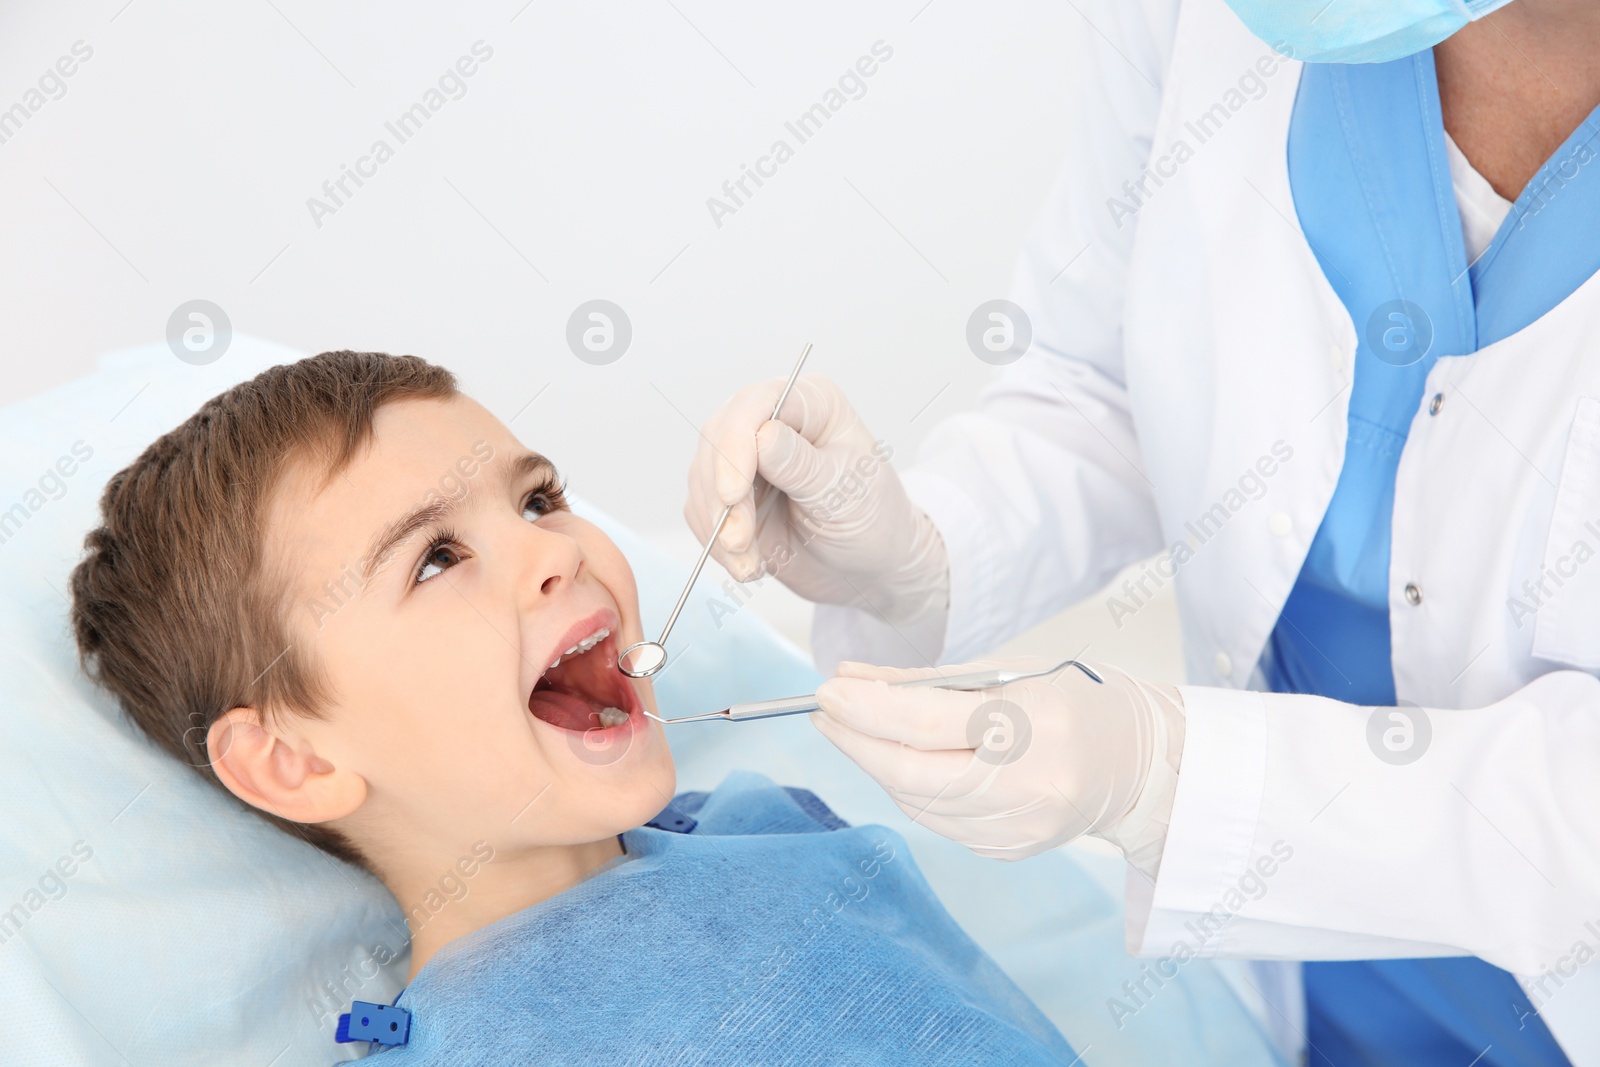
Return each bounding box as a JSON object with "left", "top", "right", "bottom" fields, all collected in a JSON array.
[
  {"left": 611, "top": 760, "right": 677, "bottom": 829},
  {"left": 544, "top": 759, "right": 678, "bottom": 843}
]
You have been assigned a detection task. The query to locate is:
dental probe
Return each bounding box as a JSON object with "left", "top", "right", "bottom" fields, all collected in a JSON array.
[
  {"left": 644, "top": 658, "right": 1103, "bottom": 725},
  {"left": 618, "top": 341, "right": 815, "bottom": 679}
]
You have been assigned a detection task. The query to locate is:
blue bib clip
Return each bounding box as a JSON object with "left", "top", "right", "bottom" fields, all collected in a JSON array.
[{"left": 335, "top": 1000, "right": 410, "bottom": 1047}]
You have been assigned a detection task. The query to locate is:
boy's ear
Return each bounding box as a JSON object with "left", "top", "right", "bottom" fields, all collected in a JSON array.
[{"left": 208, "top": 707, "right": 366, "bottom": 825}]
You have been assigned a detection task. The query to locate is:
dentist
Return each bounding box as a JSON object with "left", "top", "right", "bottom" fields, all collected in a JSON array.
[{"left": 686, "top": 0, "right": 1600, "bottom": 1063}]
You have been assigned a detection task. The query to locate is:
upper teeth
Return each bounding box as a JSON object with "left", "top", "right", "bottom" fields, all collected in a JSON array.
[{"left": 546, "top": 626, "right": 610, "bottom": 672}]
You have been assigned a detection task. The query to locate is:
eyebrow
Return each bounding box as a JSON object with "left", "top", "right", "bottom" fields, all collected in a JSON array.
[{"left": 358, "top": 451, "right": 557, "bottom": 588}]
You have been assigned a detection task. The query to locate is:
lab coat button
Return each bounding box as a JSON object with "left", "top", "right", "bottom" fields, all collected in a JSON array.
[
  {"left": 1329, "top": 343, "right": 1343, "bottom": 371},
  {"left": 1213, "top": 651, "right": 1232, "bottom": 677},
  {"left": 1428, "top": 392, "right": 1444, "bottom": 416},
  {"left": 1269, "top": 511, "right": 1292, "bottom": 537},
  {"left": 1404, "top": 582, "right": 1422, "bottom": 606}
]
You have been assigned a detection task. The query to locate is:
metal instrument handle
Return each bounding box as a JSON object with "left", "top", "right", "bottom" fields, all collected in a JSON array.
[
  {"left": 653, "top": 659, "right": 1101, "bottom": 725},
  {"left": 720, "top": 664, "right": 1087, "bottom": 722}
]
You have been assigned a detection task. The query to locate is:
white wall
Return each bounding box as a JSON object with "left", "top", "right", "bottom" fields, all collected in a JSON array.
[{"left": 0, "top": 0, "right": 1182, "bottom": 679}]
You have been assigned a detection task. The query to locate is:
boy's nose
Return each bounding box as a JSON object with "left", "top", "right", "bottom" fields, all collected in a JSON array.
[{"left": 517, "top": 524, "right": 583, "bottom": 604}]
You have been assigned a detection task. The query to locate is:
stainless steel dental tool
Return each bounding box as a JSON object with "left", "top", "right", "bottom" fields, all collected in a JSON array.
[
  {"left": 617, "top": 341, "right": 815, "bottom": 679},
  {"left": 643, "top": 658, "right": 1103, "bottom": 725}
]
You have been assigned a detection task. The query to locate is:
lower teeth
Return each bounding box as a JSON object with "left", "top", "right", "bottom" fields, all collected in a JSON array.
[{"left": 597, "top": 706, "right": 628, "bottom": 728}]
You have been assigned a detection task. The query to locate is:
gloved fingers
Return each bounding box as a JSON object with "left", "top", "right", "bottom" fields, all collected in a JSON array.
[
  {"left": 893, "top": 803, "right": 1009, "bottom": 842},
  {"left": 715, "top": 487, "right": 763, "bottom": 556},
  {"left": 752, "top": 418, "right": 839, "bottom": 508},
  {"left": 768, "top": 374, "right": 848, "bottom": 443},
  {"left": 681, "top": 380, "right": 780, "bottom": 578},
  {"left": 811, "top": 710, "right": 980, "bottom": 797},
  {"left": 685, "top": 386, "right": 788, "bottom": 572},
  {"left": 902, "top": 797, "right": 1079, "bottom": 860},
  {"left": 688, "top": 375, "right": 840, "bottom": 573},
  {"left": 962, "top": 837, "right": 1064, "bottom": 863},
  {"left": 724, "top": 484, "right": 793, "bottom": 580},
  {"left": 680, "top": 486, "right": 762, "bottom": 580},
  {"left": 885, "top": 799, "right": 983, "bottom": 835},
  {"left": 815, "top": 674, "right": 996, "bottom": 751},
  {"left": 881, "top": 803, "right": 1059, "bottom": 862},
  {"left": 702, "top": 376, "right": 797, "bottom": 507}
]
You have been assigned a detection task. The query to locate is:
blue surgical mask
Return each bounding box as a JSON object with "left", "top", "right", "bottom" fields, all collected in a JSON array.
[{"left": 1224, "top": 0, "right": 1515, "bottom": 64}]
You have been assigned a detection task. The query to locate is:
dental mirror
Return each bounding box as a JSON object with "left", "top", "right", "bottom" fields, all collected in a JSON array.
[
  {"left": 618, "top": 641, "right": 667, "bottom": 677},
  {"left": 618, "top": 341, "right": 814, "bottom": 679}
]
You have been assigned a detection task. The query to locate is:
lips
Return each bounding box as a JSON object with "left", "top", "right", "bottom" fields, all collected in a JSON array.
[{"left": 526, "top": 612, "right": 641, "bottom": 734}]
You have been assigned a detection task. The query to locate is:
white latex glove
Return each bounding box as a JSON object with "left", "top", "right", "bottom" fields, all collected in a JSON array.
[
  {"left": 812, "top": 657, "right": 1186, "bottom": 876},
  {"left": 684, "top": 374, "right": 949, "bottom": 626}
]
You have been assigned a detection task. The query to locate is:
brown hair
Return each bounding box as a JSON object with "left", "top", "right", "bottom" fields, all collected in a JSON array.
[{"left": 69, "top": 351, "right": 457, "bottom": 868}]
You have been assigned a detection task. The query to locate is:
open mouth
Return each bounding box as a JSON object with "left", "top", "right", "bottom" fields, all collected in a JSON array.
[{"left": 527, "top": 623, "right": 641, "bottom": 734}]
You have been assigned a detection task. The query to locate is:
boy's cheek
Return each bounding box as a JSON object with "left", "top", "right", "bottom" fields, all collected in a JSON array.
[
  {"left": 323, "top": 670, "right": 512, "bottom": 775},
  {"left": 632, "top": 676, "right": 658, "bottom": 714},
  {"left": 569, "top": 521, "right": 644, "bottom": 635},
  {"left": 341, "top": 610, "right": 511, "bottom": 705}
]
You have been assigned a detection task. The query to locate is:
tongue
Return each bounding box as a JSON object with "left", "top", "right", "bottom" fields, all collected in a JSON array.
[{"left": 529, "top": 688, "right": 609, "bottom": 732}]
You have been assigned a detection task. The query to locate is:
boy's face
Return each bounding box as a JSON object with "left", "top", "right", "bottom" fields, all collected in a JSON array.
[{"left": 264, "top": 395, "right": 674, "bottom": 854}]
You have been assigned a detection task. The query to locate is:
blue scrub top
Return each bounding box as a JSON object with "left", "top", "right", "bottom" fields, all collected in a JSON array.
[{"left": 1274, "top": 47, "right": 1600, "bottom": 1067}]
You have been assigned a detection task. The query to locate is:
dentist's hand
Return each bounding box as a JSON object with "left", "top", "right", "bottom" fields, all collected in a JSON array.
[
  {"left": 812, "top": 658, "right": 1185, "bottom": 874},
  {"left": 685, "top": 374, "right": 949, "bottom": 625}
]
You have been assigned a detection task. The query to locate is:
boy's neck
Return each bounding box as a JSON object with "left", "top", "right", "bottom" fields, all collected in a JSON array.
[{"left": 384, "top": 835, "right": 625, "bottom": 982}]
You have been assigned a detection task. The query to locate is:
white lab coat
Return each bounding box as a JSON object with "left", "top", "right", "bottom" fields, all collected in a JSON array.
[{"left": 811, "top": 0, "right": 1600, "bottom": 1061}]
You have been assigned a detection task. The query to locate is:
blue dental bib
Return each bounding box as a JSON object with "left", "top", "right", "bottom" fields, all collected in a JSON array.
[{"left": 347, "top": 773, "right": 1076, "bottom": 1066}]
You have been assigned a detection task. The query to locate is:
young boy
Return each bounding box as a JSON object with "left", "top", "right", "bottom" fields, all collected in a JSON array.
[{"left": 69, "top": 351, "right": 1078, "bottom": 1064}]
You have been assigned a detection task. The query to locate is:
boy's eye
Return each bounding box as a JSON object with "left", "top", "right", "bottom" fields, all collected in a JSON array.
[
  {"left": 412, "top": 480, "right": 564, "bottom": 585},
  {"left": 522, "top": 483, "right": 566, "bottom": 521},
  {"left": 416, "top": 541, "right": 464, "bottom": 584}
]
